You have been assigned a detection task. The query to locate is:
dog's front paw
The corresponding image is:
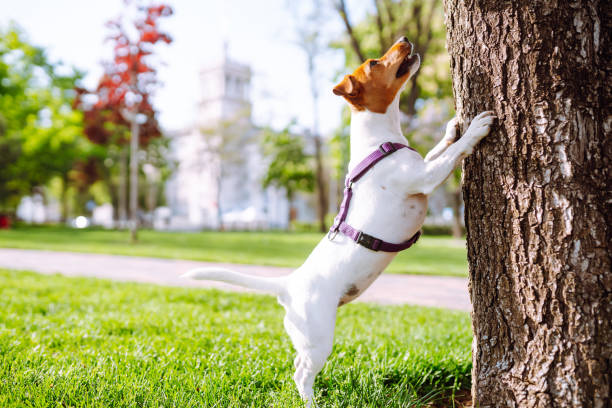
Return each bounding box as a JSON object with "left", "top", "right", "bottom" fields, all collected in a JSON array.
[
  {"left": 461, "top": 111, "right": 496, "bottom": 155},
  {"left": 465, "top": 111, "right": 496, "bottom": 141},
  {"left": 443, "top": 117, "right": 459, "bottom": 143}
]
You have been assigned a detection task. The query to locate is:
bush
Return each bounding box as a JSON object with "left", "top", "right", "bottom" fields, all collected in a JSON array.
[{"left": 422, "top": 224, "right": 455, "bottom": 236}]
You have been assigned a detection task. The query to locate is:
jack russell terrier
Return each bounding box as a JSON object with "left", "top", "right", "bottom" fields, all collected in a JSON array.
[{"left": 182, "top": 37, "right": 495, "bottom": 407}]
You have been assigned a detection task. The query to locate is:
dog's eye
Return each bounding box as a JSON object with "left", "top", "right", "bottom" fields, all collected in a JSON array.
[{"left": 369, "top": 60, "right": 378, "bottom": 68}]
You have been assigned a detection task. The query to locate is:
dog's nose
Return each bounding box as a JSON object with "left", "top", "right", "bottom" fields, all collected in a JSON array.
[
  {"left": 395, "top": 37, "right": 413, "bottom": 49},
  {"left": 394, "top": 36, "right": 410, "bottom": 45}
]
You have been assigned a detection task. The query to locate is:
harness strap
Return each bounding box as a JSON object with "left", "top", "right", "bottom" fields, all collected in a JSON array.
[
  {"left": 338, "top": 223, "right": 422, "bottom": 252},
  {"left": 346, "top": 142, "right": 404, "bottom": 185},
  {"left": 329, "top": 142, "right": 422, "bottom": 252}
]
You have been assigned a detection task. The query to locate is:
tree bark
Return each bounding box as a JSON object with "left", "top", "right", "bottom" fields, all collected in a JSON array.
[{"left": 443, "top": 1, "right": 611, "bottom": 407}]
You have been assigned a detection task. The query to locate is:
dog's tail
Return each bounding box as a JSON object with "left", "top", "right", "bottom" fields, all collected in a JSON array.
[{"left": 180, "top": 267, "right": 287, "bottom": 296}]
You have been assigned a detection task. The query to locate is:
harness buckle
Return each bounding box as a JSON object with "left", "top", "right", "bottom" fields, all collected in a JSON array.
[
  {"left": 378, "top": 142, "right": 396, "bottom": 155},
  {"left": 357, "top": 231, "right": 381, "bottom": 251}
]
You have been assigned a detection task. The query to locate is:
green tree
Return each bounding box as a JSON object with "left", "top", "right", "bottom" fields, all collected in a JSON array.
[
  {"left": 0, "top": 25, "right": 93, "bottom": 218},
  {"left": 261, "top": 125, "right": 315, "bottom": 228}
]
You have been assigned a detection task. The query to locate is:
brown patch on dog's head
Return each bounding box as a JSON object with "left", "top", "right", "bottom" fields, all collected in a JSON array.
[{"left": 333, "top": 37, "right": 420, "bottom": 113}]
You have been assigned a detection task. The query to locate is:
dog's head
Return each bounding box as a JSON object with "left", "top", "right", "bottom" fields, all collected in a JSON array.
[{"left": 333, "top": 37, "right": 420, "bottom": 114}]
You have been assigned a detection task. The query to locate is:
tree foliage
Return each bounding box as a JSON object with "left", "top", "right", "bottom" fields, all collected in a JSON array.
[
  {"left": 75, "top": 1, "right": 173, "bottom": 148},
  {"left": 0, "top": 25, "right": 94, "bottom": 213},
  {"left": 261, "top": 125, "right": 315, "bottom": 203}
]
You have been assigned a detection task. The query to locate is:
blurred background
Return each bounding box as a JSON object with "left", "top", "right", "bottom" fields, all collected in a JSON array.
[
  {"left": 0, "top": 0, "right": 463, "bottom": 239},
  {"left": 0, "top": 4, "right": 474, "bottom": 402}
]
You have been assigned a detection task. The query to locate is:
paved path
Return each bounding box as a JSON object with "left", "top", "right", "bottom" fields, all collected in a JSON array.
[{"left": 0, "top": 248, "right": 470, "bottom": 311}]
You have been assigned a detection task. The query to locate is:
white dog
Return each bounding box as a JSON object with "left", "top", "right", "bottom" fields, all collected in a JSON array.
[{"left": 182, "top": 37, "right": 495, "bottom": 407}]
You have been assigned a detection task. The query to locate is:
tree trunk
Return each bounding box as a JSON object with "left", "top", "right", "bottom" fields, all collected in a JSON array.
[
  {"left": 145, "top": 178, "right": 158, "bottom": 226},
  {"left": 307, "top": 48, "right": 328, "bottom": 234},
  {"left": 59, "top": 174, "right": 69, "bottom": 223},
  {"left": 313, "top": 134, "right": 328, "bottom": 233},
  {"left": 443, "top": 1, "right": 611, "bottom": 406},
  {"left": 450, "top": 188, "right": 463, "bottom": 238},
  {"left": 403, "top": 74, "right": 420, "bottom": 117},
  {"left": 118, "top": 145, "right": 128, "bottom": 228},
  {"left": 129, "top": 118, "right": 139, "bottom": 243},
  {"left": 108, "top": 175, "right": 119, "bottom": 223},
  {"left": 287, "top": 193, "right": 295, "bottom": 231}
]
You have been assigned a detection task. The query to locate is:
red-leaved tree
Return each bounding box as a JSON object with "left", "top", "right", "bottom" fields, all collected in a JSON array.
[{"left": 76, "top": 0, "right": 172, "bottom": 241}]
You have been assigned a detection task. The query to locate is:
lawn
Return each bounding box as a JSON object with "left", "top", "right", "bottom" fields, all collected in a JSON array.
[
  {"left": 0, "top": 226, "right": 468, "bottom": 277},
  {"left": 0, "top": 269, "right": 472, "bottom": 407}
]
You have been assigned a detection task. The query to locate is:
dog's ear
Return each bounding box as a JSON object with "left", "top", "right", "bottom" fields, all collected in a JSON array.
[{"left": 333, "top": 75, "right": 361, "bottom": 98}]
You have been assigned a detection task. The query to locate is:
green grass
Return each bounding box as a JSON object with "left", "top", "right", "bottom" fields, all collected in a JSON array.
[
  {"left": 0, "top": 226, "right": 468, "bottom": 277},
  {"left": 0, "top": 269, "right": 472, "bottom": 407}
]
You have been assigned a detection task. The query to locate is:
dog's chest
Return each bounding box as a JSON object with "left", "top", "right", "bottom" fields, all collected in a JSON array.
[{"left": 337, "top": 193, "right": 427, "bottom": 307}]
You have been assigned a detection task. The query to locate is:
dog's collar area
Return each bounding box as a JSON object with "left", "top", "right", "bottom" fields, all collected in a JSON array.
[
  {"left": 357, "top": 231, "right": 379, "bottom": 250},
  {"left": 328, "top": 142, "right": 422, "bottom": 252},
  {"left": 378, "top": 142, "right": 396, "bottom": 155}
]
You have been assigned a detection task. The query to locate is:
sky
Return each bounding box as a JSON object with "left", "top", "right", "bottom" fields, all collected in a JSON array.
[{"left": 1, "top": 0, "right": 372, "bottom": 136}]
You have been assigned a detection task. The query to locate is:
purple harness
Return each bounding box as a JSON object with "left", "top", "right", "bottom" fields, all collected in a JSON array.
[{"left": 328, "top": 141, "right": 422, "bottom": 252}]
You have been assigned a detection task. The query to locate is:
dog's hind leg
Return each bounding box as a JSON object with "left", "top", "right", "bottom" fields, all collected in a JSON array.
[
  {"left": 295, "top": 343, "right": 333, "bottom": 407},
  {"left": 283, "top": 304, "right": 337, "bottom": 407},
  {"left": 294, "top": 354, "right": 302, "bottom": 369}
]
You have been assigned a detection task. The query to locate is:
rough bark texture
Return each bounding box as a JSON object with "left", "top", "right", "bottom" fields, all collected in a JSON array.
[{"left": 443, "top": 1, "right": 611, "bottom": 407}]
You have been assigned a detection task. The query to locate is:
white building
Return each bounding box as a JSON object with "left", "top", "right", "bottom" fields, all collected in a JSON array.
[{"left": 164, "top": 50, "right": 314, "bottom": 230}]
